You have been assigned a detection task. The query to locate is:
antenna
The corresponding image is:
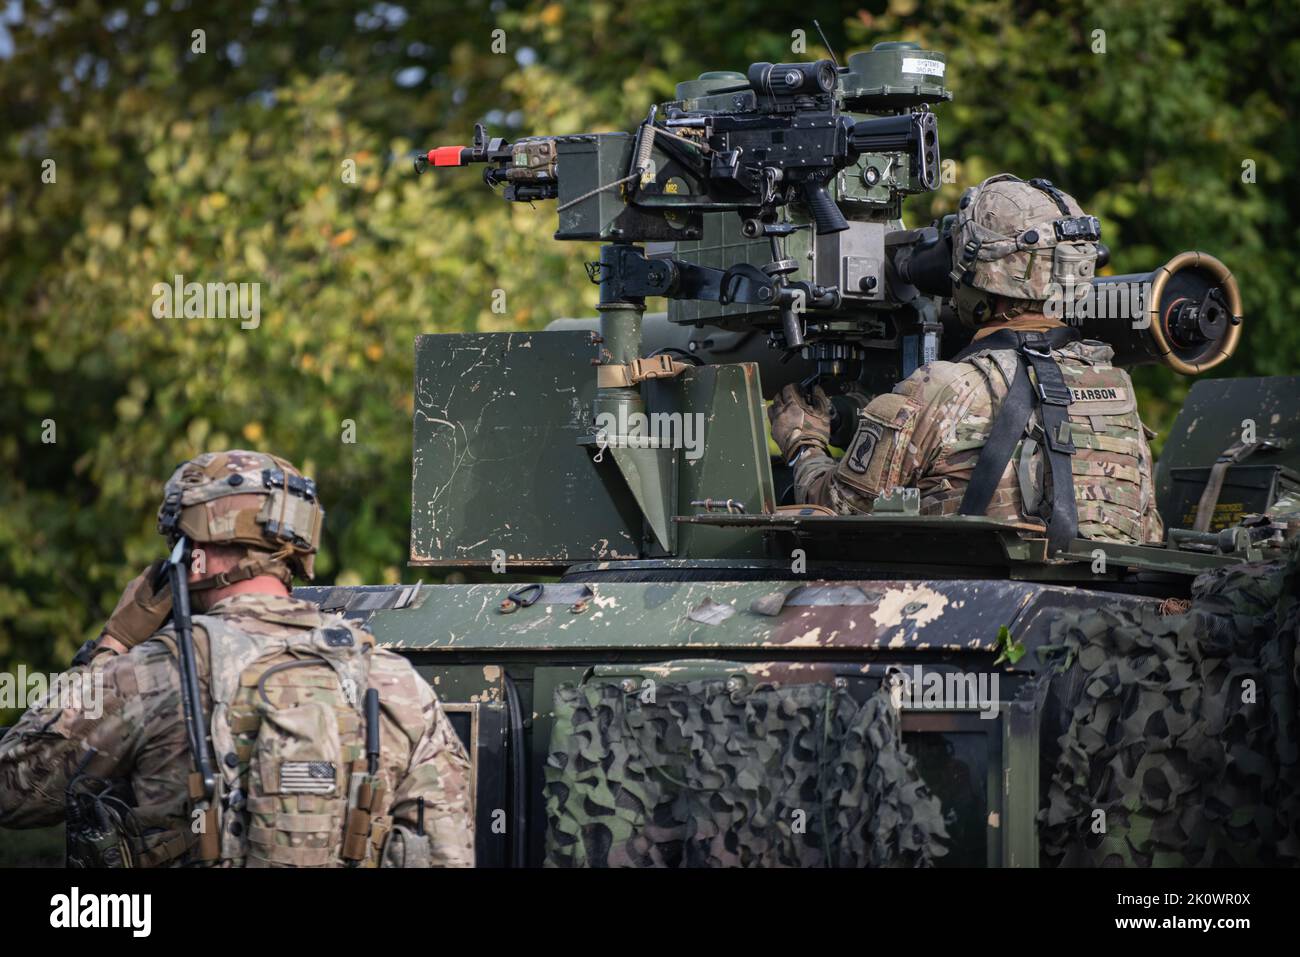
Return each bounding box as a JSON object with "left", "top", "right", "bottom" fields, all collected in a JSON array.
[{"left": 813, "top": 19, "right": 841, "bottom": 70}]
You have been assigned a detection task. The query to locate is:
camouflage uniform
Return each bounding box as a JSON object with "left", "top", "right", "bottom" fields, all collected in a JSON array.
[
  {"left": 773, "top": 175, "right": 1164, "bottom": 546},
  {"left": 0, "top": 450, "right": 475, "bottom": 867},
  {"left": 791, "top": 319, "right": 1165, "bottom": 544},
  {"left": 0, "top": 594, "right": 474, "bottom": 866}
]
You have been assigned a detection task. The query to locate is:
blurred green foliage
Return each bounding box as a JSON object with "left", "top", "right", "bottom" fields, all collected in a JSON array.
[{"left": 1, "top": 0, "right": 1296, "bottom": 720}]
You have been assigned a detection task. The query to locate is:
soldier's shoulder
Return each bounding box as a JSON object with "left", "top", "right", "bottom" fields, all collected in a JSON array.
[
  {"left": 320, "top": 608, "right": 377, "bottom": 645},
  {"left": 368, "top": 648, "right": 437, "bottom": 744},
  {"left": 85, "top": 637, "right": 182, "bottom": 712},
  {"left": 918, "top": 358, "right": 987, "bottom": 383},
  {"left": 1064, "top": 337, "right": 1117, "bottom": 365},
  {"left": 368, "top": 645, "right": 431, "bottom": 694},
  {"left": 902, "top": 359, "right": 992, "bottom": 403}
]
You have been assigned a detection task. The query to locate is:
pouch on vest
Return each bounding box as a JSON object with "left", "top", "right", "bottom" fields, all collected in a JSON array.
[{"left": 379, "top": 823, "right": 433, "bottom": 868}]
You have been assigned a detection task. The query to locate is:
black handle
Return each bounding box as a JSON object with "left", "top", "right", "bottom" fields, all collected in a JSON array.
[
  {"left": 781, "top": 305, "right": 806, "bottom": 349},
  {"left": 802, "top": 177, "right": 848, "bottom": 235},
  {"left": 364, "top": 688, "right": 381, "bottom": 776}
]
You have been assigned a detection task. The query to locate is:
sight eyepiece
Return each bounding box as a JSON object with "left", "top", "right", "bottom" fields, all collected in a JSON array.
[{"left": 747, "top": 59, "right": 837, "bottom": 98}]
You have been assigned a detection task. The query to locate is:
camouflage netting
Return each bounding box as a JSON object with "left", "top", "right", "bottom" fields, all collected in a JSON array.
[
  {"left": 543, "top": 679, "right": 947, "bottom": 867},
  {"left": 1040, "top": 541, "right": 1300, "bottom": 866}
]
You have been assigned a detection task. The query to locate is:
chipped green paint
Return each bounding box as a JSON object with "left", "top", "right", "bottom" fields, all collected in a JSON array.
[{"left": 307, "top": 578, "right": 1164, "bottom": 663}]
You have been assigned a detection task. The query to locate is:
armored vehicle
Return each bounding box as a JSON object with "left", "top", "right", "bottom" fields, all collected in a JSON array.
[{"left": 299, "top": 42, "right": 1298, "bottom": 868}]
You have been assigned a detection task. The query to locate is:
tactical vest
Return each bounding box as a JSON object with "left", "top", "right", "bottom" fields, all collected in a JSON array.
[
  {"left": 955, "top": 327, "right": 1156, "bottom": 550},
  {"left": 152, "top": 615, "right": 391, "bottom": 867}
]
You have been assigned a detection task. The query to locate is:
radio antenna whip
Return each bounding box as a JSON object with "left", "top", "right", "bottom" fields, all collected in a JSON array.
[{"left": 813, "top": 19, "right": 841, "bottom": 70}]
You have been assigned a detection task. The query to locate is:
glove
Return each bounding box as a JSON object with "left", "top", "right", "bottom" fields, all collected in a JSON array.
[
  {"left": 769, "top": 384, "right": 832, "bottom": 462},
  {"left": 100, "top": 559, "right": 173, "bottom": 652}
]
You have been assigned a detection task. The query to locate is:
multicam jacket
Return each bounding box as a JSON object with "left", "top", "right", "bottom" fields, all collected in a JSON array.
[
  {"left": 795, "top": 322, "right": 1165, "bottom": 545},
  {"left": 0, "top": 593, "right": 474, "bottom": 867}
]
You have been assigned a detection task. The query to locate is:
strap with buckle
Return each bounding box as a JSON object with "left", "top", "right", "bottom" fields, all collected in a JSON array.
[{"left": 959, "top": 330, "right": 1079, "bottom": 555}]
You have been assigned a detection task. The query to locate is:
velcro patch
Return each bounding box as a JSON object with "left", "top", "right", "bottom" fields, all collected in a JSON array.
[
  {"left": 280, "top": 761, "right": 337, "bottom": 794},
  {"left": 322, "top": 627, "right": 354, "bottom": 647}
]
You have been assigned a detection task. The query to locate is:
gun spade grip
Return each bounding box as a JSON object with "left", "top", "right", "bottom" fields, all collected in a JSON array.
[{"left": 802, "top": 179, "right": 849, "bottom": 235}]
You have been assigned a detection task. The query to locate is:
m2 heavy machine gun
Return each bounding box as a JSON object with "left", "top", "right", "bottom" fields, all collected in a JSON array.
[{"left": 293, "top": 42, "right": 1295, "bottom": 869}]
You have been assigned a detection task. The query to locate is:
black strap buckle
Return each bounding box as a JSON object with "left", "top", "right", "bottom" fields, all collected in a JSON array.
[
  {"left": 1035, "top": 379, "right": 1072, "bottom": 406},
  {"left": 1020, "top": 338, "right": 1072, "bottom": 406}
]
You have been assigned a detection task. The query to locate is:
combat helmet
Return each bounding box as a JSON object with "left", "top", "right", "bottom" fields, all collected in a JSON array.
[
  {"left": 948, "top": 173, "right": 1103, "bottom": 326},
  {"left": 157, "top": 450, "right": 324, "bottom": 591}
]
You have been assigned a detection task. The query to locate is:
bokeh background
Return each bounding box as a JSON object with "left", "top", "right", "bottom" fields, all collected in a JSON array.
[{"left": 1, "top": 0, "right": 1296, "bottom": 741}]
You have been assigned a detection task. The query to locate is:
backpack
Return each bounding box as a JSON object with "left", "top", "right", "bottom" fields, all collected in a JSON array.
[{"left": 166, "top": 614, "right": 389, "bottom": 867}]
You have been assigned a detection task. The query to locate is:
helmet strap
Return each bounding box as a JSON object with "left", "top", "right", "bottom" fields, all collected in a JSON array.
[
  {"left": 188, "top": 553, "right": 294, "bottom": 594},
  {"left": 990, "top": 296, "right": 1045, "bottom": 321}
]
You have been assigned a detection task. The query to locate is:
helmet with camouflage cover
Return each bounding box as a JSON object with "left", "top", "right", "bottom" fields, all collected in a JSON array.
[
  {"left": 157, "top": 450, "right": 324, "bottom": 590},
  {"left": 948, "top": 173, "right": 1102, "bottom": 327}
]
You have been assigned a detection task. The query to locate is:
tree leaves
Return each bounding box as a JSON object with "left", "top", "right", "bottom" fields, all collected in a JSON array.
[{"left": 0, "top": 0, "right": 1295, "bottom": 718}]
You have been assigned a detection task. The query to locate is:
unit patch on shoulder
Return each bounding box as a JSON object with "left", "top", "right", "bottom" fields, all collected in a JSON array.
[{"left": 846, "top": 421, "right": 884, "bottom": 474}]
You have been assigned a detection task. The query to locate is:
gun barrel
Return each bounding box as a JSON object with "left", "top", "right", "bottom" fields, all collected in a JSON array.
[{"left": 427, "top": 145, "right": 472, "bottom": 167}]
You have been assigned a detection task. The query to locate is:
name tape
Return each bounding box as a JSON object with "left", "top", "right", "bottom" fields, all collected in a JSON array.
[{"left": 1070, "top": 386, "right": 1127, "bottom": 402}]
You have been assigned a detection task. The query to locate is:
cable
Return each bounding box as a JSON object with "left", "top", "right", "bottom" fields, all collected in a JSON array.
[{"left": 503, "top": 673, "right": 528, "bottom": 867}]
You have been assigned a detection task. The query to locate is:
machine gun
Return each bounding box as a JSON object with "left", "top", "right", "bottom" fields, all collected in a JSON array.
[{"left": 418, "top": 45, "right": 941, "bottom": 354}]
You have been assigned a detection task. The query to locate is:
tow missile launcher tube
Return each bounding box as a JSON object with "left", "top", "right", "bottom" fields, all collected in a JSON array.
[{"left": 1082, "top": 251, "right": 1243, "bottom": 374}]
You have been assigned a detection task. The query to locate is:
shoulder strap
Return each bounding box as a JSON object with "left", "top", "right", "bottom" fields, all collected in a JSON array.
[
  {"left": 956, "top": 329, "right": 1080, "bottom": 555},
  {"left": 951, "top": 323, "right": 1081, "bottom": 362}
]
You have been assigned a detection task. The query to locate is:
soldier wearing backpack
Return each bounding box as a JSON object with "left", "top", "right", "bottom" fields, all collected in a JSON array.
[{"left": 0, "top": 450, "right": 475, "bottom": 867}]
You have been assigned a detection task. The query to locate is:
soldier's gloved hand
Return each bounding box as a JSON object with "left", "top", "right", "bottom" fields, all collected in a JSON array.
[
  {"left": 769, "top": 384, "right": 832, "bottom": 463},
  {"left": 99, "top": 559, "right": 173, "bottom": 654}
]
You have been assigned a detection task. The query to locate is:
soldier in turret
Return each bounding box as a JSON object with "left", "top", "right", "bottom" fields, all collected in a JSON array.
[{"left": 770, "top": 174, "right": 1164, "bottom": 552}]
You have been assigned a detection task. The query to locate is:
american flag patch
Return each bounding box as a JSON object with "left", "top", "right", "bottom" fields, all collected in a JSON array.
[{"left": 279, "top": 761, "right": 337, "bottom": 794}]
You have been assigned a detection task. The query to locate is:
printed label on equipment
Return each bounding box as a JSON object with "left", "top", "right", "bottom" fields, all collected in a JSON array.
[{"left": 901, "top": 58, "right": 945, "bottom": 77}]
